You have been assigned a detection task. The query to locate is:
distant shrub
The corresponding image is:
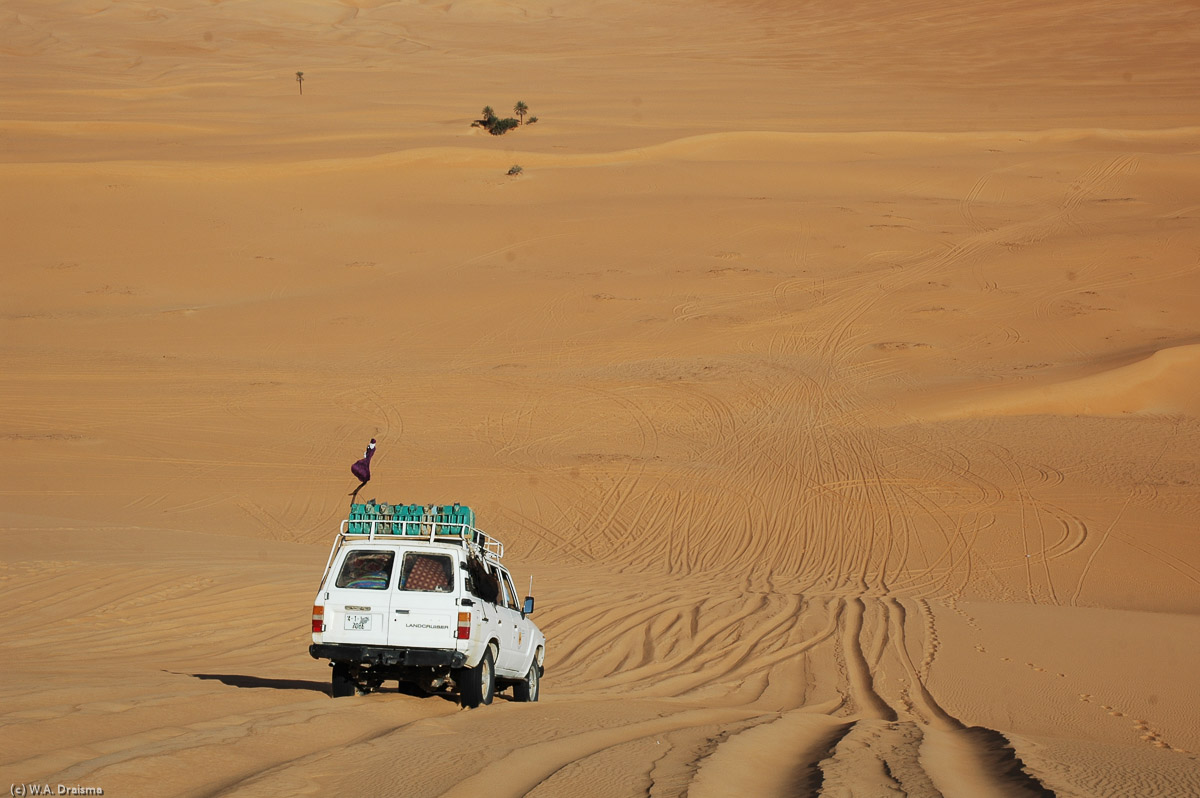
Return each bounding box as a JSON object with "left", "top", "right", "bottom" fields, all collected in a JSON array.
[
  {"left": 489, "top": 118, "right": 520, "bottom": 135},
  {"left": 471, "top": 102, "right": 536, "bottom": 134},
  {"left": 471, "top": 106, "right": 497, "bottom": 129},
  {"left": 527, "top": 116, "right": 538, "bottom": 124},
  {"left": 507, "top": 165, "right": 523, "bottom": 176}
]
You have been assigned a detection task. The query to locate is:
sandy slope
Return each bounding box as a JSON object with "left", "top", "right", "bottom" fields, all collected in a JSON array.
[{"left": 3, "top": 1, "right": 1200, "bottom": 795}]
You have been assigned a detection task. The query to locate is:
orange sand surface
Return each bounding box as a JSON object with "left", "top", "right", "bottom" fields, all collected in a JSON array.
[{"left": 3, "top": 1, "right": 1200, "bottom": 795}]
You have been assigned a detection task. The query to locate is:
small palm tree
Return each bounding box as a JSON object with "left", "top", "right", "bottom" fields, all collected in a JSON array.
[
  {"left": 482, "top": 105, "right": 495, "bottom": 121},
  {"left": 514, "top": 100, "right": 528, "bottom": 125},
  {"left": 296, "top": 71, "right": 304, "bottom": 95}
]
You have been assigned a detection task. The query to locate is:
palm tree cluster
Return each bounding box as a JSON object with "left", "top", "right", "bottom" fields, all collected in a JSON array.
[{"left": 472, "top": 101, "right": 536, "bottom": 135}]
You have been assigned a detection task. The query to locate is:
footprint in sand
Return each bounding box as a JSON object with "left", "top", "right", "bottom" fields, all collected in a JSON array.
[
  {"left": 874, "top": 341, "right": 933, "bottom": 351},
  {"left": 1080, "top": 706, "right": 1192, "bottom": 755}
]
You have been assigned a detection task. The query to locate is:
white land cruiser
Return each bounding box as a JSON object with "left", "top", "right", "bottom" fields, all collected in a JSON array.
[{"left": 309, "top": 502, "right": 545, "bottom": 707}]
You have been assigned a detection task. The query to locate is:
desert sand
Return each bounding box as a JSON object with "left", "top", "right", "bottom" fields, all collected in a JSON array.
[{"left": 3, "top": 1, "right": 1200, "bottom": 795}]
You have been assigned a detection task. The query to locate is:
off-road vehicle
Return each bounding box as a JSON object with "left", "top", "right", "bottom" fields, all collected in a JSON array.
[{"left": 310, "top": 502, "right": 545, "bottom": 707}]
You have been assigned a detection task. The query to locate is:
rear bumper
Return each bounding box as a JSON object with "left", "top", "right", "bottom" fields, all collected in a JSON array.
[{"left": 310, "top": 643, "right": 467, "bottom": 669}]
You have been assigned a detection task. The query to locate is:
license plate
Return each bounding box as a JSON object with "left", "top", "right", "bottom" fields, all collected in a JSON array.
[{"left": 344, "top": 613, "right": 373, "bottom": 631}]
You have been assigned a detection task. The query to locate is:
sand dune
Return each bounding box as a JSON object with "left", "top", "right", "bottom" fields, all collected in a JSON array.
[
  {"left": 920, "top": 343, "right": 1200, "bottom": 418},
  {"left": 3, "top": 0, "right": 1200, "bottom": 796}
]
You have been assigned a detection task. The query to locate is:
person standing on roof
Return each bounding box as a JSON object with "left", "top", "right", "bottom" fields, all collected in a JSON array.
[{"left": 349, "top": 438, "right": 376, "bottom": 500}]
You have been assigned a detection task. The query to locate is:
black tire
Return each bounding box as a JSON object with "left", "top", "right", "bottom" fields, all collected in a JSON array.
[
  {"left": 512, "top": 659, "right": 540, "bottom": 702},
  {"left": 331, "top": 662, "right": 355, "bottom": 698},
  {"left": 458, "top": 647, "right": 496, "bottom": 708}
]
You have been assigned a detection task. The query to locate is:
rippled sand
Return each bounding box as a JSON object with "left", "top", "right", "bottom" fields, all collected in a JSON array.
[{"left": 3, "top": 1, "right": 1199, "bottom": 795}]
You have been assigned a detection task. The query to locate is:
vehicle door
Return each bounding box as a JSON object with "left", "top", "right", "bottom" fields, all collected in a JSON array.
[
  {"left": 321, "top": 547, "right": 397, "bottom": 647},
  {"left": 462, "top": 557, "right": 506, "bottom": 663},
  {"left": 388, "top": 549, "right": 459, "bottom": 649},
  {"left": 501, "top": 569, "right": 537, "bottom": 668},
  {"left": 492, "top": 567, "right": 525, "bottom": 676}
]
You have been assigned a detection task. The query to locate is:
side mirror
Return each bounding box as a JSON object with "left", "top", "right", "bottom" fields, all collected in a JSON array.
[{"left": 522, "top": 596, "right": 535, "bottom": 617}]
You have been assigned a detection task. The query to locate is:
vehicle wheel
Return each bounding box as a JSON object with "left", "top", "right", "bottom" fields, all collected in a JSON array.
[
  {"left": 331, "top": 662, "right": 355, "bottom": 698},
  {"left": 513, "top": 659, "right": 540, "bottom": 702},
  {"left": 458, "top": 648, "right": 495, "bottom": 708}
]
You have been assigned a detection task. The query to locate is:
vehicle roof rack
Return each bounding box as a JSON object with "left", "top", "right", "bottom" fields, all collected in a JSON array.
[{"left": 319, "top": 503, "right": 504, "bottom": 585}]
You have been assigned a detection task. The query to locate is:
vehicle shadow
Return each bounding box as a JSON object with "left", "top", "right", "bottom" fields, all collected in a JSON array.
[
  {"left": 187, "top": 673, "right": 331, "bottom": 693},
  {"left": 183, "top": 672, "right": 461, "bottom": 702}
]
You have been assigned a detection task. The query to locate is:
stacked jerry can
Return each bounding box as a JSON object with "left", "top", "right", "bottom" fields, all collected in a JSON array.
[
  {"left": 431, "top": 503, "right": 476, "bottom": 538},
  {"left": 347, "top": 502, "right": 476, "bottom": 537},
  {"left": 347, "top": 503, "right": 371, "bottom": 534}
]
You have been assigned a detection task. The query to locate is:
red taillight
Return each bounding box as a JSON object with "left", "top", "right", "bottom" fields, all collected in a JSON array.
[
  {"left": 456, "top": 611, "right": 471, "bottom": 640},
  {"left": 312, "top": 605, "right": 325, "bottom": 633}
]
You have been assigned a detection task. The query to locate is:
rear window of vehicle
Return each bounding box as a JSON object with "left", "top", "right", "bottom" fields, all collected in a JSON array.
[
  {"left": 400, "top": 553, "right": 454, "bottom": 592},
  {"left": 335, "top": 550, "right": 395, "bottom": 590}
]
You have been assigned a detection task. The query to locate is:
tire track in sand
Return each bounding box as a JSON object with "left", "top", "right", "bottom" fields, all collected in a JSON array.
[{"left": 435, "top": 708, "right": 763, "bottom": 798}]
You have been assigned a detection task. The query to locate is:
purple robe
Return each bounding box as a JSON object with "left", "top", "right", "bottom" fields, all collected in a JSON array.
[{"left": 351, "top": 439, "right": 376, "bottom": 483}]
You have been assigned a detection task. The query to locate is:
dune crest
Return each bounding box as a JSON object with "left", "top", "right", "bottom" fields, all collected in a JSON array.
[{"left": 919, "top": 343, "right": 1200, "bottom": 419}]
